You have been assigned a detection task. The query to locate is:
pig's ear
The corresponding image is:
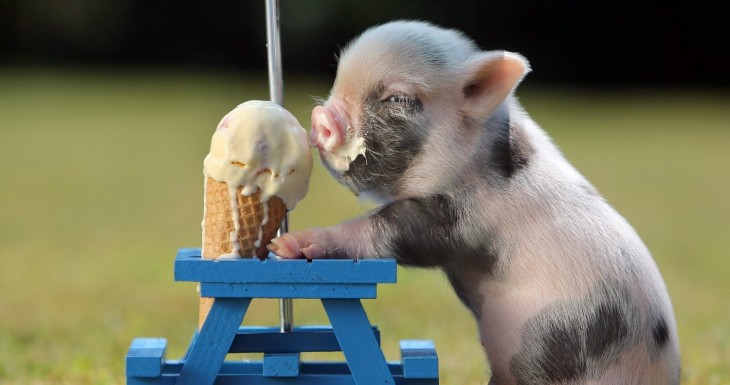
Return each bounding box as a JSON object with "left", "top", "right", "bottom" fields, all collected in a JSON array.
[{"left": 460, "top": 51, "right": 530, "bottom": 120}]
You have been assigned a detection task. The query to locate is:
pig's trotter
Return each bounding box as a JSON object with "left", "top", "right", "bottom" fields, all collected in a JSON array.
[
  {"left": 269, "top": 232, "right": 311, "bottom": 259},
  {"left": 270, "top": 229, "right": 342, "bottom": 259}
]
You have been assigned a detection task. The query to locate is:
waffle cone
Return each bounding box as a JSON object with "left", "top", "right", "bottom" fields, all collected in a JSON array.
[
  {"left": 199, "top": 176, "right": 287, "bottom": 328},
  {"left": 202, "top": 177, "right": 286, "bottom": 259}
]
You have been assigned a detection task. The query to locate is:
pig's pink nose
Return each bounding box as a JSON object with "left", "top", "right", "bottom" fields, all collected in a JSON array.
[{"left": 311, "top": 105, "right": 344, "bottom": 151}]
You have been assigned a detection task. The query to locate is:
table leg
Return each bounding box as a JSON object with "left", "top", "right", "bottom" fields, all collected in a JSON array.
[
  {"left": 322, "top": 299, "right": 394, "bottom": 385},
  {"left": 176, "top": 298, "right": 250, "bottom": 385}
]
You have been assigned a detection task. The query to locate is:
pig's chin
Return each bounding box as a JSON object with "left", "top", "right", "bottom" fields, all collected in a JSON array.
[
  {"left": 315, "top": 133, "right": 367, "bottom": 183},
  {"left": 316, "top": 134, "right": 366, "bottom": 173},
  {"left": 318, "top": 148, "right": 362, "bottom": 196},
  {"left": 318, "top": 148, "right": 354, "bottom": 175},
  {"left": 319, "top": 150, "right": 394, "bottom": 204}
]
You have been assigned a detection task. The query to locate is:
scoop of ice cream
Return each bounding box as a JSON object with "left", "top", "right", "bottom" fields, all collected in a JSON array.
[{"left": 203, "top": 100, "right": 312, "bottom": 209}]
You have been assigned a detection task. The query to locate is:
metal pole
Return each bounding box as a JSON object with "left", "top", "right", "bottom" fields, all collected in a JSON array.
[{"left": 265, "top": 0, "right": 294, "bottom": 333}]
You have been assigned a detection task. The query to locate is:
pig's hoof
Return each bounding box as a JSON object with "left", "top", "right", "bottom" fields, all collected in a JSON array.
[
  {"left": 268, "top": 235, "right": 304, "bottom": 259},
  {"left": 300, "top": 243, "right": 326, "bottom": 259}
]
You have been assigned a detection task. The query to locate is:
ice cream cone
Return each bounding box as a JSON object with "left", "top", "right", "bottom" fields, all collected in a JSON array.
[
  {"left": 202, "top": 177, "right": 286, "bottom": 259},
  {"left": 199, "top": 176, "right": 287, "bottom": 328}
]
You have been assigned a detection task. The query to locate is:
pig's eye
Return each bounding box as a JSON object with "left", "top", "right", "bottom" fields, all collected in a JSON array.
[{"left": 384, "top": 94, "right": 416, "bottom": 105}]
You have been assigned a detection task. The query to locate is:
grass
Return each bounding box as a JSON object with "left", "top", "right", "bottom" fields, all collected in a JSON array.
[{"left": 0, "top": 68, "right": 728, "bottom": 385}]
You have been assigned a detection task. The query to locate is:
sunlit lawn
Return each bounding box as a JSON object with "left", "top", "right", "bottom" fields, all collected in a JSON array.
[{"left": 0, "top": 68, "right": 728, "bottom": 384}]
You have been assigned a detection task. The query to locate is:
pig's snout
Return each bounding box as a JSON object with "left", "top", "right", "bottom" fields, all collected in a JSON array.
[{"left": 311, "top": 105, "right": 347, "bottom": 152}]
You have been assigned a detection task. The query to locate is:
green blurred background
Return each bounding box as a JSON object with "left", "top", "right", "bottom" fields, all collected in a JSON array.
[{"left": 1, "top": 1, "right": 728, "bottom": 384}]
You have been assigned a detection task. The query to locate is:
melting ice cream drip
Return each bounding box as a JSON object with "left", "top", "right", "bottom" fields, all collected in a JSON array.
[
  {"left": 226, "top": 184, "right": 243, "bottom": 259},
  {"left": 254, "top": 202, "right": 270, "bottom": 249}
]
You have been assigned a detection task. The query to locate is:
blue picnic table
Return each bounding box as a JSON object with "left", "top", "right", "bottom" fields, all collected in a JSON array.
[{"left": 126, "top": 248, "right": 439, "bottom": 385}]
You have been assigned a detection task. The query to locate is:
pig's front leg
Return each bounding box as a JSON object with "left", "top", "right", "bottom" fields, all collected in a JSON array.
[
  {"left": 269, "top": 195, "right": 457, "bottom": 267},
  {"left": 267, "top": 217, "right": 379, "bottom": 260}
]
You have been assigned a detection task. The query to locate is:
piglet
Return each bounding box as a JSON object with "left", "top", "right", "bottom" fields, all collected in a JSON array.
[{"left": 269, "top": 21, "right": 680, "bottom": 385}]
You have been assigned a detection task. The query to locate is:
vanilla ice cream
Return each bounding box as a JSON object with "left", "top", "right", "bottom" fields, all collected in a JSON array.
[{"left": 204, "top": 100, "right": 312, "bottom": 208}]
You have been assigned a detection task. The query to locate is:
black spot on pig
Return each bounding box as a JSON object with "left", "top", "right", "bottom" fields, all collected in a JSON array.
[
  {"left": 646, "top": 314, "right": 673, "bottom": 362},
  {"left": 481, "top": 109, "right": 534, "bottom": 180},
  {"left": 492, "top": 124, "right": 534, "bottom": 178},
  {"left": 510, "top": 315, "right": 586, "bottom": 385},
  {"left": 372, "top": 193, "right": 498, "bottom": 317},
  {"left": 541, "top": 324, "right": 586, "bottom": 383},
  {"left": 371, "top": 193, "right": 500, "bottom": 269},
  {"left": 585, "top": 302, "right": 629, "bottom": 358},
  {"left": 510, "top": 283, "right": 633, "bottom": 385},
  {"left": 653, "top": 317, "right": 669, "bottom": 349},
  {"left": 372, "top": 194, "right": 457, "bottom": 267},
  {"left": 345, "top": 86, "right": 427, "bottom": 196}
]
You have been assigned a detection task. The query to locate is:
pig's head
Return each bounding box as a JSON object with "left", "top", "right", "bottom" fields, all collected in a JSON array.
[{"left": 311, "top": 20, "right": 530, "bottom": 202}]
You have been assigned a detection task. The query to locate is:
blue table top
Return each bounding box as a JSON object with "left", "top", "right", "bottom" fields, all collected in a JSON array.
[{"left": 174, "top": 248, "right": 398, "bottom": 285}]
